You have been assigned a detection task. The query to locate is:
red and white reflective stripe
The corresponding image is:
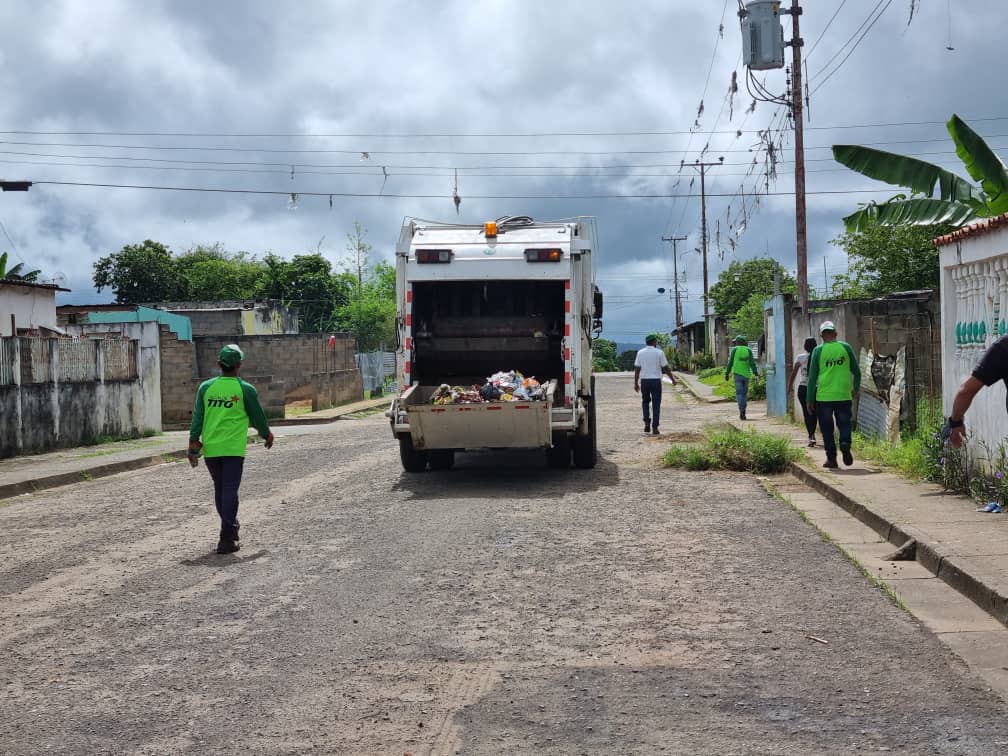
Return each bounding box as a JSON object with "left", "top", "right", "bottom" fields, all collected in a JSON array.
[
  {"left": 564, "top": 279, "right": 572, "bottom": 406},
  {"left": 404, "top": 284, "right": 413, "bottom": 384}
]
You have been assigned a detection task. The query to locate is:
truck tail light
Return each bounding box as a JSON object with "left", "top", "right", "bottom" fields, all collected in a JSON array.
[
  {"left": 524, "top": 248, "right": 563, "bottom": 262},
  {"left": 416, "top": 249, "right": 453, "bottom": 264}
]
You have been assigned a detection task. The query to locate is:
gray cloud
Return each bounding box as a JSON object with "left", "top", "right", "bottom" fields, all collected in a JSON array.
[{"left": 0, "top": 0, "right": 1003, "bottom": 338}]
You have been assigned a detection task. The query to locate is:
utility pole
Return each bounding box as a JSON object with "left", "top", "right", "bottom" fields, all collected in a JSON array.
[
  {"left": 693, "top": 158, "right": 723, "bottom": 350},
  {"left": 783, "top": 0, "right": 808, "bottom": 316},
  {"left": 661, "top": 234, "right": 687, "bottom": 328}
]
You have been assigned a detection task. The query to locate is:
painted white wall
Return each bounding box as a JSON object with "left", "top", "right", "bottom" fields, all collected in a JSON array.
[
  {"left": 939, "top": 228, "right": 1008, "bottom": 462},
  {"left": 0, "top": 283, "right": 59, "bottom": 336},
  {"left": 63, "top": 321, "right": 162, "bottom": 432}
]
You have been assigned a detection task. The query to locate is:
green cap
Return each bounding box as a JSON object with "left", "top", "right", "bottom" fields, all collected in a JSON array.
[
  {"left": 645, "top": 333, "right": 659, "bottom": 343},
  {"left": 733, "top": 335, "right": 746, "bottom": 344},
  {"left": 218, "top": 343, "right": 244, "bottom": 368}
]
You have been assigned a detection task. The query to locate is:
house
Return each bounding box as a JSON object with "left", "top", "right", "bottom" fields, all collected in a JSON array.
[
  {"left": 58, "top": 304, "right": 193, "bottom": 341},
  {"left": 148, "top": 300, "right": 298, "bottom": 337},
  {"left": 0, "top": 279, "right": 71, "bottom": 336},
  {"left": 937, "top": 213, "right": 1008, "bottom": 459}
]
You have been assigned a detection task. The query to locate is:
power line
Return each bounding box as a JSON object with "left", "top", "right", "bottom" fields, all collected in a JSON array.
[
  {"left": 0, "top": 219, "right": 25, "bottom": 264},
  {"left": 3, "top": 115, "right": 1008, "bottom": 140},
  {"left": 0, "top": 139, "right": 819, "bottom": 157},
  {"left": 0, "top": 154, "right": 981, "bottom": 180},
  {"left": 2, "top": 126, "right": 1006, "bottom": 171},
  {"left": 806, "top": 0, "right": 849, "bottom": 57},
  {"left": 810, "top": 0, "right": 894, "bottom": 95},
  {"left": 31, "top": 178, "right": 904, "bottom": 199}
]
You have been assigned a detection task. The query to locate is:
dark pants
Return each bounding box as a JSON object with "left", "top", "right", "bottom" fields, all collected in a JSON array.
[
  {"left": 204, "top": 456, "right": 245, "bottom": 539},
  {"left": 796, "top": 385, "right": 818, "bottom": 439},
  {"left": 733, "top": 374, "right": 750, "bottom": 414},
  {"left": 640, "top": 378, "right": 662, "bottom": 429},
  {"left": 816, "top": 400, "right": 852, "bottom": 461}
]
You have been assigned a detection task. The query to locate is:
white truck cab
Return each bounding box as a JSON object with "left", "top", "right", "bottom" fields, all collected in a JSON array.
[{"left": 386, "top": 216, "right": 603, "bottom": 471}]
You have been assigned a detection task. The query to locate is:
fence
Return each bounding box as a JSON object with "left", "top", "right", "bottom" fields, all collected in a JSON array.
[
  {"left": 860, "top": 313, "right": 941, "bottom": 434},
  {"left": 0, "top": 338, "right": 14, "bottom": 386},
  {"left": 356, "top": 351, "right": 396, "bottom": 393},
  {"left": 1, "top": 336, "right": 139, "bottom": 385}
]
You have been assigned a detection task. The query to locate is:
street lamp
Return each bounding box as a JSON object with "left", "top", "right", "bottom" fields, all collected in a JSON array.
[{"left": 0, "top": 180, "right": 31, "bottom": 192}]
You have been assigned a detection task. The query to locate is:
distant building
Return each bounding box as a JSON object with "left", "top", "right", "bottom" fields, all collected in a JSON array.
[
  {"left": 1, "top": 279, "right": 71, "bottom": 336},
  {"left": 148, "top": 300, "right": 299, "bottom": 337},
  {"left": 57, "top": 304, "right": 193, "bottom": 340}
]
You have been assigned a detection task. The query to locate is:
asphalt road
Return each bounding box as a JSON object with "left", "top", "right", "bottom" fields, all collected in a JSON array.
[{"left": 2, "top": 374, "right": 1007, "bottom": 754}]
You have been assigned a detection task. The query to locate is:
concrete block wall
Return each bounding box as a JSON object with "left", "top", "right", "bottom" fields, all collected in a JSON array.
[
  {"left": 159, "top": 326, "right": 200, "bottom": 425},
  {"left": 788, "top": 291, "right": 941, "bottom": 428},
  {"left": 193, "top": 334, "right": 356, "bottom": 391},
  {"left": 311, "top": 370, "right": 364, "bottom": 410},
  {"left": 160, "top": 331, "right": 360, "bottom": 426},
  {"left": 0, "top": 335, "right": 161, "bottom": 458}
]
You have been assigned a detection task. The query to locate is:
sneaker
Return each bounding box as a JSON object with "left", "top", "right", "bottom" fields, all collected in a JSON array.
[
  {"left": 652, "top": 427, "right": 660, "bottom": 435},
  {"left": 807, "top": 438, "right": 816, "bottom": 448},
  {"left": 644, "top": 423, "right": 651, "bottom": 434},
  {"left": 216, "top": 538, "right": 241, "bottom": 554},
  {"left": 740, "top": 412, "right": 747, "bottom": 421},
  {"left": 840, "top": 443, "right": 854, "bottom": 467},
  {"left": 823, "top": 459, "right": 839, "bottom": 469}
]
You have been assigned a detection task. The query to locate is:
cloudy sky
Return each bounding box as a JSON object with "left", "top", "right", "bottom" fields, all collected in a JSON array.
[{"left": 0, "top": 0, "right": 1001, "bottom": 345}]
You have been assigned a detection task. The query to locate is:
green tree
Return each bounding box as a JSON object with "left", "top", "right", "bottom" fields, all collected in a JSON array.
[
  {"left": 0, "top": 251, "right": 40, "bottom": 282},
  {"left": 618, "top": 349, "right": 638, "bottom": 371},
  {"left": 592, "top": 338, "right": 619, "bottom": 372},
  {"left": 333, "top": 261, "right": 396, "bottom": 352},
  {"left": 258, "top": 253, "right": 350, "bottom": 333},
  {"left": 334, "top": 222, "right": 391, "bottom": 351},
  {"left": 828, "top": 219, "right": 952, "bottom": 299},
  {"left": 728, "top": 292, "right": 766, "bottom": 342},
  {"left": 709, "top": 259, "right": 795, "bottom": 316},
  {"left": 833, "top": 114, "right": 1008, "bottom": 231},
  {"left": 93, "top": 240, "right": 187, "bottom": 303},
  {"left": 175, "top": 244, "right": 265, "bottom": 300}
]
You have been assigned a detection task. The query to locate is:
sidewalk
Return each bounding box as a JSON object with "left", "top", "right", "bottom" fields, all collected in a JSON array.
[
  {"left": 273, "top": 396, "right": 390, "bottom": 425},
  {"left": 672, "top": 370, "right": 731, "bottom": 403},
  {"left": 0, "top": 396, "right": 389, "bottom": 500},
  {"left": 676, "top": 370, "right": 1008, "bottom": 628}
]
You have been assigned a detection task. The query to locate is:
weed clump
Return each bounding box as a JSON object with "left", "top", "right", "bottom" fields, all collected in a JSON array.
[{"left": 664, "top": 425, "right": 802, "bottom": 474}]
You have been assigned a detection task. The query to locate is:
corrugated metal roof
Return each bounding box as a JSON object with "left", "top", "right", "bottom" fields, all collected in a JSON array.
[
  {"left": 0, "top": 278, "right": 70, "bottom": 292},
  {"left": 934, "top": 212, "right": 1008, "bottom": 247}
]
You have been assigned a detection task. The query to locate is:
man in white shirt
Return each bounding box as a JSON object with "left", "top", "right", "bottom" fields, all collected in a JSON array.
[{"left": 634, "top": 333, "right": 678, "bottom": 435}]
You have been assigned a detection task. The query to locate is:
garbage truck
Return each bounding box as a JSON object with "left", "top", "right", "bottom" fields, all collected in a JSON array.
[{"left": 386, "top": 215, "right": 603, "bottom": 471}]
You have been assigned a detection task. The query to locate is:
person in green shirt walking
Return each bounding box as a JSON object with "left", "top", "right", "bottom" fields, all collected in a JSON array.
[
  {"left": 725, "top": 335, "right": 759, "bottom": 420},
  {"left": 188, "top": 344, "right": 274, "bottom": 554},
  {"left": 806, "top": 321, "right": 860, "bottom": 469}
]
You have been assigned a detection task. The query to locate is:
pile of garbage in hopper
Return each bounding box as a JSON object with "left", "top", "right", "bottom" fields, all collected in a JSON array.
[{"left": 431, "top": 370, "right": 548, "bottom": 405}]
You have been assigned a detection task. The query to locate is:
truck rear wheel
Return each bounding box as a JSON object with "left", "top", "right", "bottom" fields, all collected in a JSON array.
[
  {"left": 399, "top": 435, "right": 429, "bottom": 473},
  {"left": 547, "top": 432, "right": 571, "bottom": 468},
  {"left": 428, "top": 449, "right": 455, "bottom": 471},
  {"left": 573, "top": 377, "right": 597, "bottom": 469}
]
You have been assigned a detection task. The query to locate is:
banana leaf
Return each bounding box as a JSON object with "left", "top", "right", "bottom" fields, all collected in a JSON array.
[
  {"left": 947, "top": 114, "right": 1008, "bottom": 215},
  {"left": 832, "top": 145, "right": 984, "bottom": 210},
  {"left": 842, "top": 197, "right": 979, "bottom": 232}
]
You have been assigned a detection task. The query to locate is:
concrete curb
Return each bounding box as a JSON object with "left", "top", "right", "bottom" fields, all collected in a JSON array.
[
  {"left": 163, "top": 398, "right": 390, "bottom": 431},
  {"left": 673, "top": 372, "right": 731, "bottom": 404},
  {"left": 786, "top": 458, "right": 1008, "bottom": 628},
  {"left": 0, "top": 449, "right": 189, "bottom": 501}
]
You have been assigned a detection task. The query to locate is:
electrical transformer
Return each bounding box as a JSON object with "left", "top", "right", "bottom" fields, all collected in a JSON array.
[{"left": 741, "top": 1, "right": 785, "bottom": 71}]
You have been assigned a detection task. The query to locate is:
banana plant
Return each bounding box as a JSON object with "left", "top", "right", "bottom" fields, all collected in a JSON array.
[
  {"left": 0, "top": 251, "right": 41, "bottom": 281},
  {"left": 833, "top": 114, "right": 1008, "bottom": 232}
]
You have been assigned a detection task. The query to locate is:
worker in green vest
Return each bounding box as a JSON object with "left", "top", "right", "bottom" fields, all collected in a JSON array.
[
  {"left": 806, "top": 321, "right": 860, "bottom": 469},
  {"left": 188, "top": 344, "right": 274, "bottom": 554},
  {"left": 725, "top": 335, "right": 759, "bottom": 420}
]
